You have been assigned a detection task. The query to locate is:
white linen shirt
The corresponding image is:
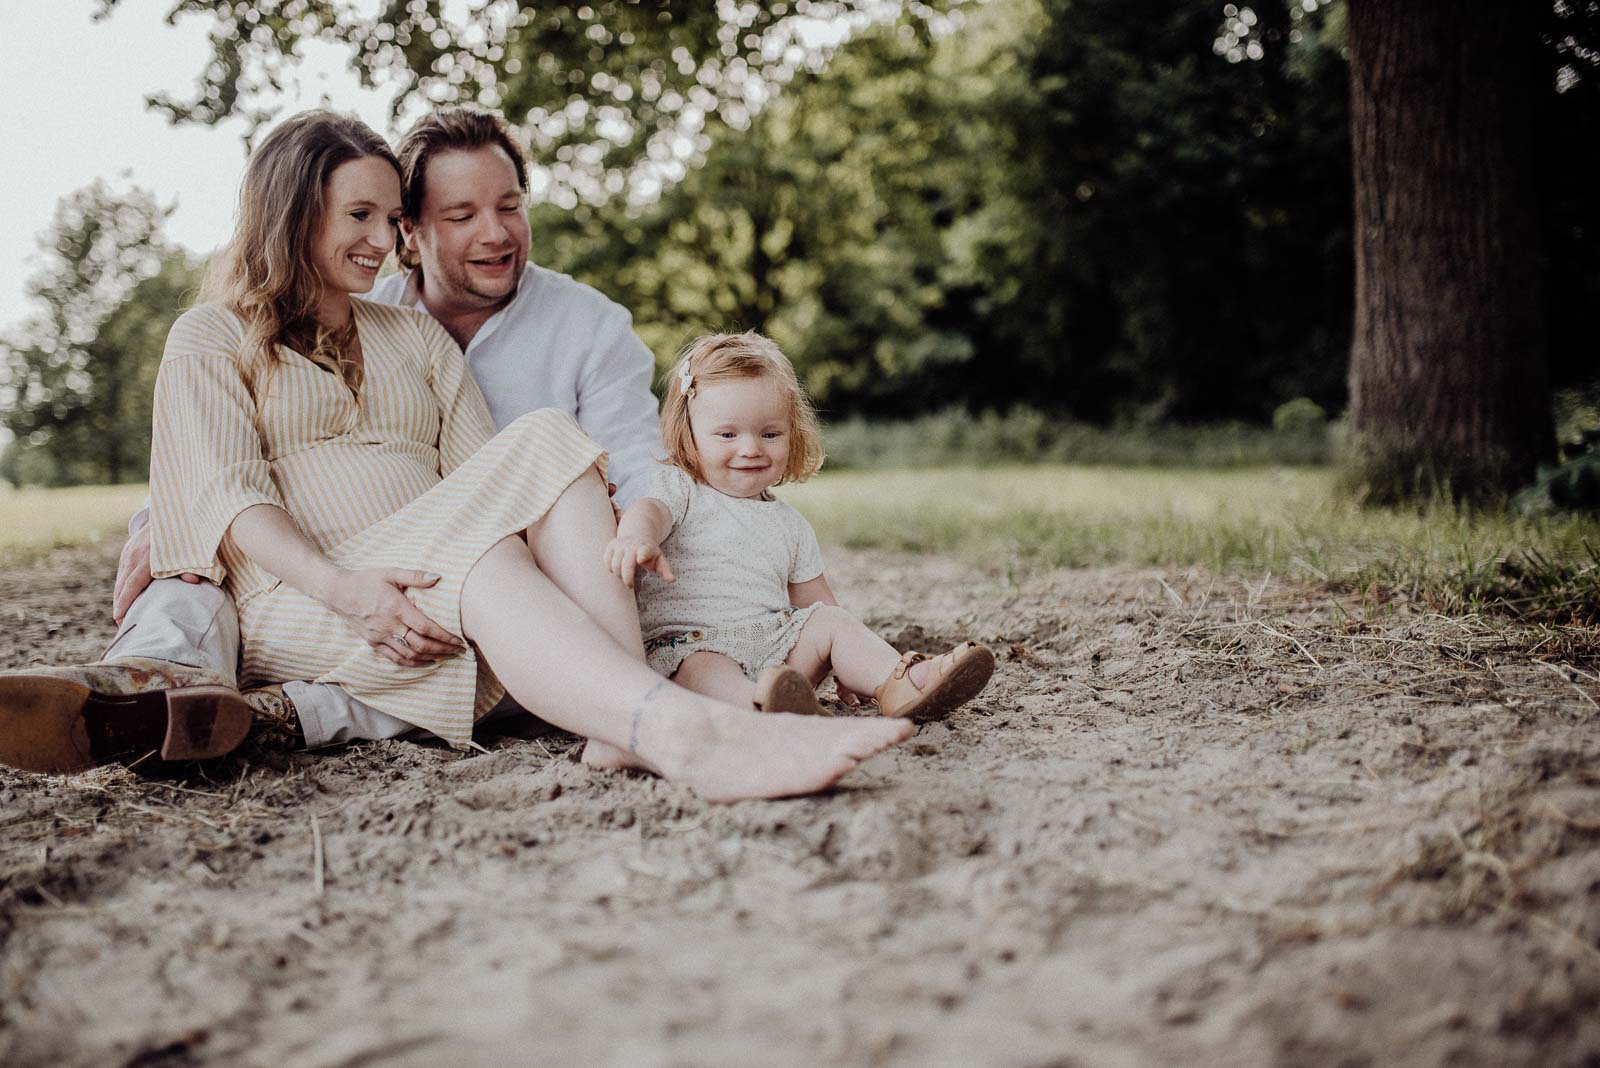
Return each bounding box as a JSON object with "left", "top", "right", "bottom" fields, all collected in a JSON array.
[{"left": 363, "top": 263, "right": 664, "bottom": 507}]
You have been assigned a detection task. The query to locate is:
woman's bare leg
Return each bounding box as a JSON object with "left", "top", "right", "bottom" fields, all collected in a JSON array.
[
  {"left": 673, "top": 651, "right": 757, "bottom": 708},
  {"left": 460, "top": 537, "right": 912, "bottom": 802},
  {"left": 523, "top": 466, "right": 644, "bottom": 659},
  {"left": 518, "top": 465, "right": 646, "bottom": 769}
]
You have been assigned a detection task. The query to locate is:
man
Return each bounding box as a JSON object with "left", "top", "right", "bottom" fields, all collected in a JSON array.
[{"left": 0, "top": 107, "right": 663, "bottom": 769}]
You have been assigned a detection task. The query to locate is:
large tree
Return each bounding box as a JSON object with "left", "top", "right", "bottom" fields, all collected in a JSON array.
[{"left": 1344, "top": 1, "right": 1551, "bottom": 501}]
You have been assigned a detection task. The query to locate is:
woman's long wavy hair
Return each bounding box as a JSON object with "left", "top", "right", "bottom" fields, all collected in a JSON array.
[{"left": 200, "top": 110, "right": 400, "bottom": 403}]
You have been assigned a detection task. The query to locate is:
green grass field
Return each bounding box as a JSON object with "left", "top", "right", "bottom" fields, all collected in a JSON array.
[
  {"left": 785, "top": 465, "right": 1600, "bottom": 621},
  {"left": 4, "top": 469, "right": 1596, "bottom": 621},
  {"left": 0, "top": 484, "right": 150, "bottom": 564}
]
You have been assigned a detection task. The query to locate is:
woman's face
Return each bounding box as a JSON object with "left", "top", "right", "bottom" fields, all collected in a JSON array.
[{"left": 313, "top": 155, "right": 402, "bottom": 300}]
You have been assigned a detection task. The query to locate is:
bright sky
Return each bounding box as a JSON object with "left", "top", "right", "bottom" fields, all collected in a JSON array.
[{"left": 0, "top": 0, "right": 411, "bottom": 334}]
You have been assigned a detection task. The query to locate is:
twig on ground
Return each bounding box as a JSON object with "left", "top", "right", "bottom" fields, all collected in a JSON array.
[
  {"left": 1532, "top": 660, "right": 1600, "bottom": 712},
  {"left": 1539, "top": 800, "right": 1600, "bottom": 833},
  {"left": 311, "top": 812, "right": 325, "bottom": 897},
  {"left": 1528, "top": 914, "right": 1600, "bottom": 967},
  {"left": 1256, "top": 620, "right": 1323, "bottom": 670},
  {"left": 123, "top": 801, "right": 222, "bottom": 830}
]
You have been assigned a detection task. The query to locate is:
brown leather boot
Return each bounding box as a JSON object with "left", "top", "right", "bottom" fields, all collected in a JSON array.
[
  {"left": 243, "top": 684, "right": 303, "bottom": 750},
  {"left": 0, "top": 658, "right": 252, "bottom": 774}
]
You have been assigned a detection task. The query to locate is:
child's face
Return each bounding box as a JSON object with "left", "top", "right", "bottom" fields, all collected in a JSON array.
[{"left": 688, "top": 375, "right": 793, "bottom": 499}]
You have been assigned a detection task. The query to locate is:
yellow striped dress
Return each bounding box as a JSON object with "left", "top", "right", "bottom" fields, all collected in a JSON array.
[{"left": 147, "top": 301, "right": 606, "bottom": 747}]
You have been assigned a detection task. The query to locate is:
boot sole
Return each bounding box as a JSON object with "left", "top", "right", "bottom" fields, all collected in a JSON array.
[{"left": 0, "top": 676, "right": 252, "bottom": 774}]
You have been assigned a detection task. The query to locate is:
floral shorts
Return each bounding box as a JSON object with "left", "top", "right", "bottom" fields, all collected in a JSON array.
[{"left": 643, "top": 604, "right": 822, "bottom": 681}]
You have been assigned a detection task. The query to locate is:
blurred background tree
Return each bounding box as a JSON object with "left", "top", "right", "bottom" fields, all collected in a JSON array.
[{"left": 0, "top": 183, "right": 198, "bottom": 487}]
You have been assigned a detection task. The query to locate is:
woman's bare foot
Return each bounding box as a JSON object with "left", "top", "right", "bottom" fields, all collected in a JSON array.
[
  {"left": 648, "top": 703, "right": 912, "bottom": 803},
  {"left": 580, "top": 701, "right": 910, "bottom": 801}
]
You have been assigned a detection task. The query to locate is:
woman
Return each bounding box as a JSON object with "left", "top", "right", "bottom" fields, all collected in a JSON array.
[{"left": 145, "top": 110, "right": 910, "bottom": 801}]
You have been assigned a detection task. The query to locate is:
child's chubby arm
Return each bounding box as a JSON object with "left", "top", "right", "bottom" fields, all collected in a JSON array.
[
  {"left": 605, "top": 497, "right": 677, "bottom": 589},
  {"left": 788, "top": 573, "right": 837, "bottom": 611},
  {"left": 788, "top": 573, "right": 865, "bottom": 707}
]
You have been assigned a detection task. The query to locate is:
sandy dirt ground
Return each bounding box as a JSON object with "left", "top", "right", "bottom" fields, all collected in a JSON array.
[{"left": 2, "top": 536, "right": 1598, "bottom": 1067}]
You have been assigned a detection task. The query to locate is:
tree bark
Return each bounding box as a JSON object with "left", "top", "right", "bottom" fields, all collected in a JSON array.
[{"left": 1345, "top": 0, "right": 1551, "bottom": 501}]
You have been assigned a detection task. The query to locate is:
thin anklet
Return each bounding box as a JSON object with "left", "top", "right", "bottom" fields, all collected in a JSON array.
[{"left": 628, "top": 678, "right": 669, "bottom": 754}]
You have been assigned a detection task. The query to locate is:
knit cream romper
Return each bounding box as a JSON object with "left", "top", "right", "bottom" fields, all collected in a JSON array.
[{"left": 636, "top": 465, "right": 825, "bottom": 680}]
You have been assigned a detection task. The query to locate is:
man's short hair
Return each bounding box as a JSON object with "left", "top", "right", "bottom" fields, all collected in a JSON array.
[{"left": 394, "top": 107, "right": 529, "bottom": 268}]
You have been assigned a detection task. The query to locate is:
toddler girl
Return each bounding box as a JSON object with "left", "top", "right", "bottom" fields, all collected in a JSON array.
[{"left": 604, "top": 332, "right": 995, "bottom": 721}]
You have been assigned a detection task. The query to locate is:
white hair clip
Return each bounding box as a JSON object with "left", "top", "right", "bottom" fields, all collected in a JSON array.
[{"left": 677, "top": 363, "right": 695, "bottom": 398}]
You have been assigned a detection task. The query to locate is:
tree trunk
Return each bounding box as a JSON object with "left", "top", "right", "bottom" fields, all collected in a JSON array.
[{"left": 1345, "top": 0, "right": 1551, "bottom": 501}]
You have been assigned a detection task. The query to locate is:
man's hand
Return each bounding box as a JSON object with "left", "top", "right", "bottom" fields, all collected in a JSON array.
[
  {"left": 325, "top": 568, "right": 465, "bottom": 668},
  {"left": 112, "top": 525, "right": 204, "bottom": 624},
  {"left": 603, "top": 532, "right": 675, "bottom": 589}
]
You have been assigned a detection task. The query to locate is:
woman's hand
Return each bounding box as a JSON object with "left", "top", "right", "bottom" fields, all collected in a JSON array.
[
  {"left": 112, "top": 523, "right": 206, "bottom": 623},
  {"left": 326, "top": 568, "right": 466, "bottom": 667},
  {"left": 604, "top": 533, "right": 675, "bottom": 589}
]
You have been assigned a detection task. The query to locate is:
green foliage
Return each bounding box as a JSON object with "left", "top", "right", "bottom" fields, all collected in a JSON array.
[
  {"left": 534, "top": 0, "right": 1355, "bottom": 424},
  {"left": 819, "top": 407, "right": 1330, "bottom": 469},
  {"left": 959, "top": 0, "right": 1353, "bottom": 422},
  {"left": 1514, "top": 391, "right": 1600, "bottom": 514},
  {"left": 1271, "top": 397, "right": 1327, "bottom": 436},
  {"left": 98, "top": 0, "right": 966, "bottom": 183},
  {"left": 0, "top": 183, "right": 198, "bottom": 487},
  {"left": 532, "top": 19, "right": 982, "bottom": 410}
]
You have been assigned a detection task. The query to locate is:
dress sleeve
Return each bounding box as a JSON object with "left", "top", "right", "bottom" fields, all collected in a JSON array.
[
  {"left": 420, "top": 314, "right": 495, "bottom": 477},
  {"left": 147, "top": 306, "right": 285, "bottom": 583},
  {"left": 784, "top": 505, "right": 825, "bottom": 583},
  {"left": 647, "top": 464, "right": 693, "bottom": 529},
  {"left": 575, "top": 306, "right": 665, "bottom": 508}
]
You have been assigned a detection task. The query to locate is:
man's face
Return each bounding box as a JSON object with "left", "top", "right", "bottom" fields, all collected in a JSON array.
[{"left": 401, "top": 145, "right": 530, "bottom": 311}]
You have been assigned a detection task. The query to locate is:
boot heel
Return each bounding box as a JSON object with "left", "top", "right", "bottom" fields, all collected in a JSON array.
[{"left": 161, "top": 686, "right": 253, "bottom": 761}]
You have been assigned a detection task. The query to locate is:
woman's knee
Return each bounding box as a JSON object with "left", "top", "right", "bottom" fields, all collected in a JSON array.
[{"left": 464, "top": 535, "right": 532, "bottom": 592}]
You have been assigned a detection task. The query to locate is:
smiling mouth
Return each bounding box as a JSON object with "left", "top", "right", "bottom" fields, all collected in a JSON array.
[
  {"left": 471, "top": 252, "right": 515, "bottom": 269},
  {"left": 349, "top": 253, "right": 382, "bottom": 270}
]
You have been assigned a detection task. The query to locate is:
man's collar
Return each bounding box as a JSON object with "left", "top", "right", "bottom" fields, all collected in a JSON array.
[{"left": 401, "top": 264, "right": 537, "bottom": 353}]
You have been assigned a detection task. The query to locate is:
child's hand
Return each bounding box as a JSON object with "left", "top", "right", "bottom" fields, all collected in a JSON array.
[
  {"left": 604, "top": 533, "right": 676, "bottom": 589},
  {"left": 834, "top": 678, "right": 865, "bottom": 708}
]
